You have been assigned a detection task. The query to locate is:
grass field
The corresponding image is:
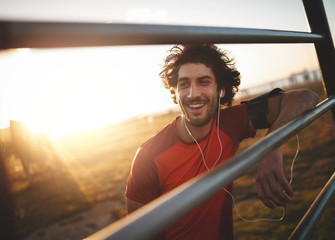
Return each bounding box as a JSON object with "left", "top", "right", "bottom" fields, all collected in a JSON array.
[{"left": 4, "top": 80, "right": 335, "bottom": 239}]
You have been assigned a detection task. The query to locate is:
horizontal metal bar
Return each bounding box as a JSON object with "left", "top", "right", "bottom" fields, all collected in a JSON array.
[
  {"left": 85, "top": 96, "right": 335, "bottom": 240},
  {"left": 289, "top": 171, "right": 335, "bottom": 240},
  {"left": 0, "top": 21, "right": 324, "bottom": 49}
]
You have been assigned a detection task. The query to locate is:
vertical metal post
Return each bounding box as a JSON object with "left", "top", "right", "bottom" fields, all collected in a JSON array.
[
  {"left": 289, "top": 172, "right": 335, "bottom": 240},
  {"left": 302, "top": 0, "right": 335, "bottom": 120}
]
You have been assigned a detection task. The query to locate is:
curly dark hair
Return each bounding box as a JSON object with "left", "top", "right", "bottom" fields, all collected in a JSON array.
[{"left": 159, "top": 44, "right": 241, "bottom": 106}]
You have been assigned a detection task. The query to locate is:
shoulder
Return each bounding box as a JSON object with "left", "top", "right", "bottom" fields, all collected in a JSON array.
[
  {"left": 219, "top": 104, "right": 255, "bottom": 141},
  {"left": 126, "top": 118, "right": 179, "bottom": 204},
  {"left": 138, "top": 118, "right": 179, "bottom": 159},
  {"left": 220, "top": 104, "right": 248, "bottom": 119}
]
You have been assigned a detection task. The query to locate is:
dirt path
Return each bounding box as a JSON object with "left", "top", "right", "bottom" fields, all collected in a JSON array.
[{"left": 23, "top": 200, "right": 125, "bottom": 240}]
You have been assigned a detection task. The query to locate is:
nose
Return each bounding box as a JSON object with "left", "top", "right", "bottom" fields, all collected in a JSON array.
[{"left": 187, "top": 83, "right": 201, "bottom": 99}]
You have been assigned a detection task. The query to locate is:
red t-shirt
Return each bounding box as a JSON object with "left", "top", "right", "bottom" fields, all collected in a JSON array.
[{"left": 125, "top": 104, "right": 256, "bottom": 240}]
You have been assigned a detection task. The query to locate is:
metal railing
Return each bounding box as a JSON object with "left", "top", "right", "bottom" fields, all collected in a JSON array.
[
  {"left": 84, "top": 97, "right": 335, "bottom": 240},
  {"left": 0, "top": 0, "right": 334, "bottom": 239},
  {"left": 0, "top": 21, "right": 324, "bottom": 48},
  {"left": 289, "top": 171, "right": 335, "bottom": 240}
]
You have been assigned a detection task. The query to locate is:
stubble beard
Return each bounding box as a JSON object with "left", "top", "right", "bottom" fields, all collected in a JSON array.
[{"left": 179, "top": 96, "right": 218, "bottom": 127}]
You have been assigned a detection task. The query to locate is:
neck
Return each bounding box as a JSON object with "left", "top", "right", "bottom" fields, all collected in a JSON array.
[{"left": 177, "top": 116, "right": 213, "bottom": 143}]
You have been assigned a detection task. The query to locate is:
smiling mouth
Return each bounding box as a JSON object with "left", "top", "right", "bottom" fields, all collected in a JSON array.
[{"left": 188, "top": 103, "right": 205, "bottom": 109}]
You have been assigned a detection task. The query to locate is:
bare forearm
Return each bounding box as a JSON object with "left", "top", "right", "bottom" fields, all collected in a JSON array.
[
  {"left": 257, "top": 89, "right": 318, "bottom": 208},
  {"left": 268, "top": 89, "right": 319, "bottom": 133}
]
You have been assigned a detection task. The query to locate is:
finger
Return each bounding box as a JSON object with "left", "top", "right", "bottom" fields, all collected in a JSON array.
[
  {"left": 257, "top": 177, "right": 275, "bottom": 209},
  {"left": 278, "top": 174, "right": 294, "bottom": 197},
  {"left": 267, "top": 173, "right": 290, "bottom": 207},
  {"left": 257, "top": 185, "right": 275, "bottom": 209},
  {"left": 259, "top": 172, "right": 289, "bottom": 208},
  {"left": 256, "top": 176, "right": 274, "bottom": 208}
]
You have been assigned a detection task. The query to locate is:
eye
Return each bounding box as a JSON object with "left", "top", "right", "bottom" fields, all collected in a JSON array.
[
  {"left": 177, "top": 81, "right": 189, "bottom": 89},
  {"left": 199, "top": 79, "right": 210, "bottom": 85}
]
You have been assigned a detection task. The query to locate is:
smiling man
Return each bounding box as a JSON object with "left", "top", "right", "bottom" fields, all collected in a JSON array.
[
  {"left": 125, "top": 44, "right": 318, "bottom": 240},
  {"left": 177, "top": 63, "right": 219, "bottom": 127}
]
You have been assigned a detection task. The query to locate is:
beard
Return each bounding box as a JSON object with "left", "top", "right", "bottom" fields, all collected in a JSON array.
[{"left": 179, "top": 95, "right": 218, "bottom": 127}]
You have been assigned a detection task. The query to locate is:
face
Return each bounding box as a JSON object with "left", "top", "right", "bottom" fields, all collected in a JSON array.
[{"left": 176, "top": 63, "right": 224, "bottom": 127}]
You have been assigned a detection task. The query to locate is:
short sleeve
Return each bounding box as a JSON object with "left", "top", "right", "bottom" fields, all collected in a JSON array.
[
  {"left": 220, "top": 104, "right": 256, "bottom": 146},
  {"left": 125, "top": 147, "right": 161, "bottom": 204},
  {"left": 239, "top": 103, "right": 257, "bottom": 140}
]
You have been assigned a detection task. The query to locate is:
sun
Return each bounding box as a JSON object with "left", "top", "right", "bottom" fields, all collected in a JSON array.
[
  {"left": 0, "top": 48, "right": 128, "bottom": 139},
  {"left": 0, "top": 46, "right": 174, "bottom": 140}
]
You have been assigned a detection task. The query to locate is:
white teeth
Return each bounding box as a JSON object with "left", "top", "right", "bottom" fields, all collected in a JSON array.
[{"left": 189, "top": 104, "right": 204, "bottom": 108}]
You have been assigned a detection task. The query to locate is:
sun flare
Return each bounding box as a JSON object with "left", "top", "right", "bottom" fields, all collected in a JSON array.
[{"left": 0, "top": 46, "right": 173, "bottom": 140}]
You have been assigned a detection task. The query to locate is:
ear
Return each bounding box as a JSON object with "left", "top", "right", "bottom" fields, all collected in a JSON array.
[{"left": 219, "top": 89, "right": 225, "bottom": 98}]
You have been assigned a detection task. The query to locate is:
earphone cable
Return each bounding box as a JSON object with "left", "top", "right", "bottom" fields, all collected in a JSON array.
[{"left": 183, "top": 95, "right": 300, "bottom": 222}]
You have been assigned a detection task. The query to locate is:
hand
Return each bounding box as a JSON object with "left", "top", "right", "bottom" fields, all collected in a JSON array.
[{"left": 256, "top": 149, "right": 294, "bottom": 209}]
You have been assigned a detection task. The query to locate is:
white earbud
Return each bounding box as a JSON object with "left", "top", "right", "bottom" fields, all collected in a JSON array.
[{"left": 219, "top": 89, "right": 223, "bottom": 98}]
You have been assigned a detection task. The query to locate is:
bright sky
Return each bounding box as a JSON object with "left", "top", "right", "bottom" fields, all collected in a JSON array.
[{"left": 0, "top": 0, "right": 334, "bottom": 139}]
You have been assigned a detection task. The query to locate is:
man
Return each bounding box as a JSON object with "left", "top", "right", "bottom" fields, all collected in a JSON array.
[{"left": 125, "top": 44, "right": 318, "bottom": 239}]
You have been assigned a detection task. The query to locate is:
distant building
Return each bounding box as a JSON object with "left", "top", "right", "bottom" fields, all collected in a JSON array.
[{"left": 236, "top": 69, "right": 321, "bottom": 99}]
